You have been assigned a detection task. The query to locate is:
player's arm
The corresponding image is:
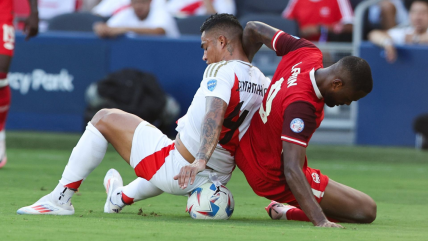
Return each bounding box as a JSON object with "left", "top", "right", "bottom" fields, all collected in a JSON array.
[
  {"left": 282, "top": 143, "right": 339, "bottom": 227},
  {"left": 175, "top": 96, "right": 227, "bottom": 189},
  {"left": 242, "top": 21, "right": 278, "bottom": 62},
  {"left": 25, "top": 0, "right": 39, "bottom": 40},
  {"left": 281, "top": 102, "right": 342, "bottom": 228}
]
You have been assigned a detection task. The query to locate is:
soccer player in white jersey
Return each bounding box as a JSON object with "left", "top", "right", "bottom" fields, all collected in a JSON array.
[{"left": 17, "top": 13, "right": 270, "bottom": 215}]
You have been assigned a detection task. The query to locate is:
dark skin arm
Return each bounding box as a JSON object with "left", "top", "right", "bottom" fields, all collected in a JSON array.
[
  {"left": 25, "top": 0, "right": 39, "bottom": 40},
  {"left": 174, "top": 96, "right": 227, "bottom": 189},
  {"left": 242, "top": 21, "right": 279, "bottom": 62},
  {"left": 283, "top": 141, "right": 343, "bottom": 228}
]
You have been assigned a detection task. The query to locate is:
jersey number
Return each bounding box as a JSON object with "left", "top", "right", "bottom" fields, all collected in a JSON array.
[
  {"left": 219, "top": 101, "right": 249, "bottom": 145},
  {"left": 259, "top": 77, "right": 284, "bottom": 124}
]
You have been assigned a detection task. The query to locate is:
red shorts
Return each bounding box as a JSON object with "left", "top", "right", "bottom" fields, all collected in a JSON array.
[
  {"left": 237, "top": 155, "right": 329, "bottom": 207},
  {"left": 0, "top": 19, "right": 15, "bottom": 57}
]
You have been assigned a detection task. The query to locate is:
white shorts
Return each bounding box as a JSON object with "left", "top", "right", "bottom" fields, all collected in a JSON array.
[{"left": 130, "top": 121, "right": 232, "bottom": 195}]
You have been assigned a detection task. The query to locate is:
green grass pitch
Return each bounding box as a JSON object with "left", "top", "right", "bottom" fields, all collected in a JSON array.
[{"left": 0, "top": 132, "right": 427, "bottom": 241}]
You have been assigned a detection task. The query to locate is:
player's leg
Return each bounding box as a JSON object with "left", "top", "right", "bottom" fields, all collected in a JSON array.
[
  {"left": 0, "top": 54, "right": 13, "bottom": 168},
  {"left": 17, "top": 108, "right": 142, "bottom": 215},
  {"left": 319, "top": 179, "right": 377, "bottom": 223}
]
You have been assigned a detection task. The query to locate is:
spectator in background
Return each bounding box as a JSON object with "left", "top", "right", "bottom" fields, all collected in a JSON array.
[
  {"left": 93, "top": 0, "right": 179, "bottom": 38},
  {"left": 368, "top": 0, "right": 409, "bottom": 30},
  {"left": 38, "top": 0, "right": 79, "bottom": 31},
  {"left": 368, "top": 0, "right": 428, "bottom": 63},
  {"left": 167, "top": 0, "right": 235, "bottom": 17},
  {"left": 92, "top": 0, "right": 165, "bottom": 18},
  {"left": 283, "top": 0, "right": 354, "bottom": 42}
]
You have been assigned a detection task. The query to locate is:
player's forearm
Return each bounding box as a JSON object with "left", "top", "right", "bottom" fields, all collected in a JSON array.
[
  {"left": 28, "top": 0, "right": 38, "bottom": 13},
  {"left": 196, "top": 97, "right": 227, "bottom": 164},
  {"left": 284, "top": 165, "right": 328, "bottom": 225},
  {"left": 242, "top": 21, "right": 277, "bottom": 62}
]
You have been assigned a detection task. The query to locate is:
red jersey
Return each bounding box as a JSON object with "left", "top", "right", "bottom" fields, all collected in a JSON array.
[
  {"left": 0, "top": 0, "right": 14, "bottom": 22},
  {"left": 236, "top": 31, "right": 324, "bottom": 183}
]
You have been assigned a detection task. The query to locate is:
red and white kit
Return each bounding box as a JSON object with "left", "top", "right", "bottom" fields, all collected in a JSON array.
[
  {"left": 236, "top": 30, "right": 328, "bottom": 206},
  {"left": 167, "top": 0, "right": 235, "bottom": 16},
  {"left": 130, "top": 60, "right": 270, "bottom": 195},
  {"left": 0, "top": 0, "right": 14, "bottom": 57}
]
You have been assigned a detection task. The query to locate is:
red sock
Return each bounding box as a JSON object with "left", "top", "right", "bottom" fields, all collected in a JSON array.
[
  {"left": 286, "top": 208, "right": 339, "bottom": 223},
  {"left": 286, "top": 208, "right": 311, "bottom": 222},
  {"left": 121, "top": 192, "right": 134, "bottom": 205},
  {"left": 64, "top": 180, "right": 83, "bottom": 190},
  {"left": 0, "top": 84, "right": 11, "bottom": 131}
]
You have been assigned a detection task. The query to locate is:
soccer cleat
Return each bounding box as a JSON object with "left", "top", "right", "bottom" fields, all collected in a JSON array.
[
  {"left": 103, "top": 168, "right": 124, "bottom": 213},
  {"left": 17, "top": 194, "right": 74, "bottom": 215},
  {"left": 265, "top": 200, "right": 297, "bottom": 220}
]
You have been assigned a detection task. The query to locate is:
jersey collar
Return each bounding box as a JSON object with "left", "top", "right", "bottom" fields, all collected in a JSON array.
[{"left": 310, "top": 68, "right": 323, "bottom": 99}]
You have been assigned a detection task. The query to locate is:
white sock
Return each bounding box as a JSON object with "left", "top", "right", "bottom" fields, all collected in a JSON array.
[
  {"left": 120, "top": 178, "right": 163, "bottom": 204},
  {"left": 58, "top": 122, "right": 108, "bottom": 190},
  {"left": 50, "top": 182, "right": 75, "bottom": 205}
]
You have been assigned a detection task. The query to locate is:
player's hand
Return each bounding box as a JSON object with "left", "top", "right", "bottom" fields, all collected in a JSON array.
[
  {"left": 316, "top": 220, "right": 344, "bottom": 228},
  {"left": 24, "top": 12, "right": 39, "bottom": 40},
  {"left": 173, "top": 159, "right": 207, "bottom": 189}
]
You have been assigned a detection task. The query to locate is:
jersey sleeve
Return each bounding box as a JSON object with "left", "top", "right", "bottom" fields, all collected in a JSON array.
[
  {"left": 281, "top": 101, "right": 317, "bottom": 147},
  {"left": 271, "top": 30, "right": 317, "bottom": 57},
  {"left": 200, "top": 62, "right": 234, "bottom": 105}
]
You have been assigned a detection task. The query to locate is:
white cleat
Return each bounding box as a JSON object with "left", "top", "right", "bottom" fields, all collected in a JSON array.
[
  {"left": 103, "top": 168, "right": 124, "bottom": 213},
  {"left": 17, "top": 194, "right": 74, "bottom": 215}
]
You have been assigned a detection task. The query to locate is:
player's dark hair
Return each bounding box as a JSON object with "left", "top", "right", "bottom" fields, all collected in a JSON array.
[
  {"left": 200, "top": 13, "right": 243, "bottom": 38},
  {"left": 338, "top": 56, "right": 373, "bottom": 93}
]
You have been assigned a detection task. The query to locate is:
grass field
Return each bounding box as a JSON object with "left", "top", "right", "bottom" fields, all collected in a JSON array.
[{"left": 1, "top": 132, "right": 428, "bottom": 241}]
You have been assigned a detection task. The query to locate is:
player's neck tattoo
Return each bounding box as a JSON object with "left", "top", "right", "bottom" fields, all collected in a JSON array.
[{"left": 227, "top": 44, "right": 234, "bottom": 56}]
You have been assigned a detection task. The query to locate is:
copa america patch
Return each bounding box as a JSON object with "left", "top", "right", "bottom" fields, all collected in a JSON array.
[
  {"left": 290, "top": 118, "right": 304, "bottom": 133},
  {"left": 207, "top": 79, "right": 217, "bottom": 92}
]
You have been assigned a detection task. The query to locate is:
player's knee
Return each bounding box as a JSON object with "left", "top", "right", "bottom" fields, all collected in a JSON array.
[
  {"left": 359, "top": 197, "right": 377, "bottom": 223},
  {"left": 91, "top": 108, "right": 119, "bottom": 132}
]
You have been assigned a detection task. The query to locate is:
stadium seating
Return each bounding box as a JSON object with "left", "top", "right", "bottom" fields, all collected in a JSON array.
[
  {"left": 239, "top": 14, "right": 298, "bottom": 36},
  {"left": 235, "top": 0, "right": 290, "bottom": 17},
  {"left": 47, "top": 12, "right": 105, "bottom": 32},
  {"left": 175, "top": 15, "right": 210, "bottom": 35}
]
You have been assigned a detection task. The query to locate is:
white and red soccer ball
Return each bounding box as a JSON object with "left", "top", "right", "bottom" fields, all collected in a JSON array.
[{"left": 186, "top": 182, "right": 234, "bottom": 220}]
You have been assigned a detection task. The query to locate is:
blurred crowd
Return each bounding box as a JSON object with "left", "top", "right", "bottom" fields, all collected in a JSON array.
[{"left": 11, "top": 0, "right": 428, "bottom": 60}]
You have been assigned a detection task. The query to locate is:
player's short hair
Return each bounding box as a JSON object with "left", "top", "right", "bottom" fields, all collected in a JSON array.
[
  {"left": 338, "top": 56, "right": 373, "bottom": 94},
  {"left": 200, "top": 13, "right": 243, "bottom": 39}
]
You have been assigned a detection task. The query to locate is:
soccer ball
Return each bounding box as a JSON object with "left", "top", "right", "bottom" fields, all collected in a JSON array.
[{"left": 186, "top": 182, "right": 234, "bottom": 220}]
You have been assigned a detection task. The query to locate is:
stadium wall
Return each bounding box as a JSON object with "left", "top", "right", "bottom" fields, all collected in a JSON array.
[{"left": 357, "top": 42, "right": 428, "bottom": 146}]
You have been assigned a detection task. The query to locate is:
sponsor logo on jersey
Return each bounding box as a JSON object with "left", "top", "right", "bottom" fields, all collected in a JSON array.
[
  {"left": 207, "top": 79, "right": 217, "bottom": 91},
  {"left": 238, "top": 81, "right": 267, "bottom": 97},
  {"left": 8, "top": 69, "right": 74, "bottom": 95},
  {"left": 287, "top": 62, "right": 302, "bottom": 88},
  {"left": 290, "top": 118, "right": 304, "bottom": 133},
  {"left": 312, "top": 173, "right": 320, "bottom": 184}
]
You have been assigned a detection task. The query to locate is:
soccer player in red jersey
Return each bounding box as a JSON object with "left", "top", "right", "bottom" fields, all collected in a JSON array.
[
  {"left": 235, "top": 21, "right": 376, "bottom": 228},
  {"left": 0, "top": 0, "right": 38, "bottom": 168}
]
